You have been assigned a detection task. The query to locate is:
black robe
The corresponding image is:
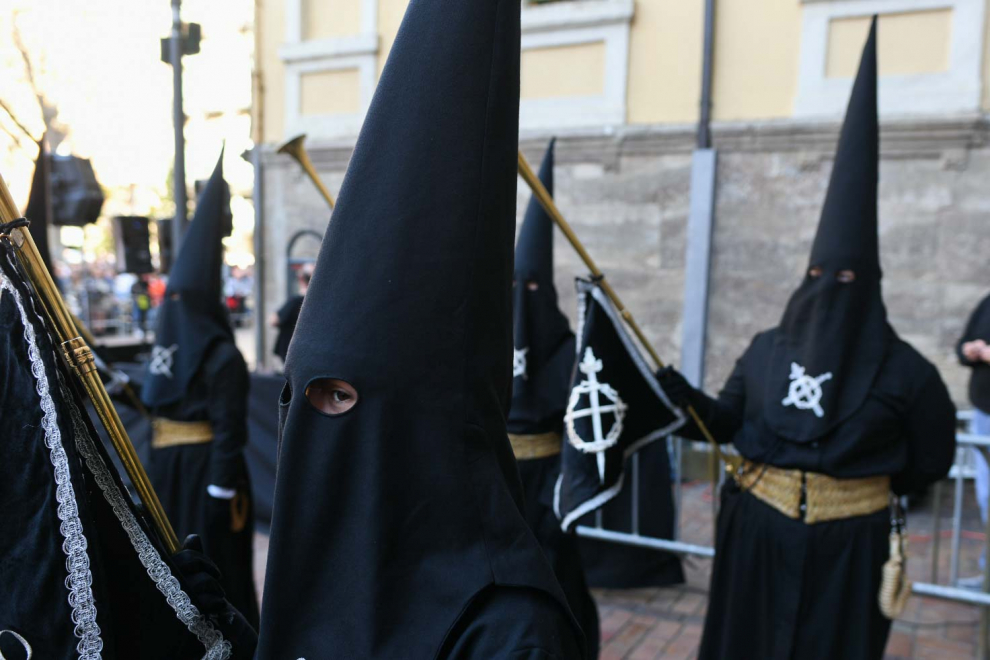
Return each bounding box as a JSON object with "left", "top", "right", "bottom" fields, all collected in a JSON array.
[
  {"left": 681, "top": 330, "right": 956, "bottom": 660},
  {"left": 957, "top": 293, "right": 990, "bottom": 413},
  {"left": 148, "top": 340, "right": 259, "bottom": 628}
]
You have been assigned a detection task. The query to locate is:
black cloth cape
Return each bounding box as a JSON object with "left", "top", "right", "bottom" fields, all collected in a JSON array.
[
  {"left": 957, "top": 293, "right": 990, "bottom": 413},
  {"left": 0, "top": 238, "right": 240, "bottom": 660},
  {"left": 556, "top": 279, "right": 686, "bottom": 588},
  {"left": 258, "top": 0, "right": 583, "bottom": 656}
]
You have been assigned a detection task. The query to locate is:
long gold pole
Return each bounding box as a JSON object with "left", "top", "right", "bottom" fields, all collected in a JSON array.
[
  {"left": 69, "top": 312, "right": 150, "bottom": 418},
  {"left": 277, "top": 134, "right": 336, "bottom": 210},
  {"left": 0, "top": 171, "right": 179, "bottom": 552},
  {"left": 517, "top": 150, "right": 738, "bottom": 474}
]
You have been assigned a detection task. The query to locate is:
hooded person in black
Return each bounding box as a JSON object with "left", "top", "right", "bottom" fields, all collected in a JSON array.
[
  {"left": 257, "top": 0, "right": 584, "bottom": 657},
  {"left": 659, "top": 20, "right": 956, "bottom": 660},
  {"left": 956, "top": 294, "right": 990, "bottom": 559},
  {"left": 142, "top": 153, "right": 259, "bottom": 629},
  {"left": 509, "top": 139, "right": 599, "bottom": 657},
  {"left": 958, "top": 298, "right": 990, "bottom": 416}
]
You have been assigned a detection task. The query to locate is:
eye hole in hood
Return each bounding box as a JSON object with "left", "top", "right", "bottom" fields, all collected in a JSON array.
[{"left": 305, "top": 377, "right": 359, "bottom": 416}]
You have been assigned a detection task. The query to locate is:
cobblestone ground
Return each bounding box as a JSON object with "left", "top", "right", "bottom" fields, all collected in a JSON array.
[{"left": 252, "top": 479, "right": 988, "bottom": 659}]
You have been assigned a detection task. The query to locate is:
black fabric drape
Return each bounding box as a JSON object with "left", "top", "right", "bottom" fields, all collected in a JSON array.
[{"left": 0, "top": 238, "right": 240, "bottom": 659}]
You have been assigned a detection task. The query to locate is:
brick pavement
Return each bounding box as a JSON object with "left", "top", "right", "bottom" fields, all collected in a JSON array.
[{"left": 251, "top": 479, "right": 987, "bottom": 659}]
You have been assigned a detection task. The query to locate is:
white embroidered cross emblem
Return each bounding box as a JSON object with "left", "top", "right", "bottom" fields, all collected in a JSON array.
[
  {"left": 149, "top": 344, "right": 179, "bottom": 379},
  {"left": 781, "top": 362, "right": 833, "bottom": 418},
  {"left": 565, "top": 347, "right": 628, "bottom": 482},
  {"left": 513, "top": 347, "right": 529, "bottom": 379}
]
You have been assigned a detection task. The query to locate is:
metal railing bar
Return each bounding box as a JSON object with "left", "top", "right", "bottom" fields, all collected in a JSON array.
[
  {"left": 632, "top": 451, "right": 640, "bottom": 535},
  {"left": 911, "top": 582, "right": 990, "bottom": 607},
  {"left": 576, "top": 526, "right": 716, "bottom": 558}
]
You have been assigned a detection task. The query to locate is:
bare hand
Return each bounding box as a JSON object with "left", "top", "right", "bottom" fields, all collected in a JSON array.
[
  {"left": 980, "top": 345, "right": 990, "bottom": 365},
  {"left": 269, "top": 312, "right": 280, "bottom": 328},
  {"left": 963, "top": 340, "right": 987, "bottom": 361}
]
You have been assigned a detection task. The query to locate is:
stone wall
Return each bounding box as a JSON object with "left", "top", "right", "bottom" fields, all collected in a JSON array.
[{"left": 256, "top": 116, "right": 990, "bottom": 406}]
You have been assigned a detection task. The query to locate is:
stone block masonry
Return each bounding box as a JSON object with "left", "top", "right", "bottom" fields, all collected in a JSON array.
[{"left": 258, "top": 116, "right": 990, "bottom": 406}]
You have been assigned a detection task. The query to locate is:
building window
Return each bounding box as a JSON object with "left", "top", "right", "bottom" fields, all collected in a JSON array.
[
  {"left": 520, "top": 0, "right": 634, "bottom": 131},
  {"left": 279, "top": 0, "right": 379, "bottom": 139},
  {"left": 795, "top": 0, "right": 985, "bottom": 117}
]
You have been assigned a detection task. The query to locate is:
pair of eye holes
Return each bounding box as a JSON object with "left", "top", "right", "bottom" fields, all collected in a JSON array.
[
  {"left": 305, "top": 378, "right": 359, "bottom": 415},
  {"left": 808, "top": 267, "right": 856, "bottom": 284}
]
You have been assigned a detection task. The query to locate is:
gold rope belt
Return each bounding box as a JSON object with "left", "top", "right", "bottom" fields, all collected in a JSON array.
[
  {"left": 151, "top": 418, "right": 214, "bottom": 449},
  {"left": 736, "top": 461, "right": 889, "bottom": 524},
  {"left": 508, "top": 432, "right": 562, "bottom": 460}
]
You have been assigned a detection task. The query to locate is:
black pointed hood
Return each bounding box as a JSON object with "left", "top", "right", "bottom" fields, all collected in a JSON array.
[
  {"left": 24, "top": 139, "right": 55, "bottom": 276},
  {"left": 508, "top": 139, "right": 576, "bottom": 435},
  {"left": 515, "top": 139, "right": 556, "bottom": 288},
  {"left": 259, "top": 0, "right": 577, "bottom": 657},
  {"left": 810, "top": 19, "right": 880, "bottom": 277},
  {"left": 762, "top": 17, "right": 890, "bottom": 443},
  {"left": 142, "top": 152, "right": 234, "bottom": 408}
]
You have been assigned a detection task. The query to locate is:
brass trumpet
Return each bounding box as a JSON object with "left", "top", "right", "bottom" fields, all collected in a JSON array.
[{"left": 277, "top": 134, "right": 336, "bottom": 210}]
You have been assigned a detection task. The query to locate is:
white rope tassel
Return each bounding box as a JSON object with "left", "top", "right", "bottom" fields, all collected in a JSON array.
[{"left": 879, "top": 529, "right": 912, "bottom": 619}]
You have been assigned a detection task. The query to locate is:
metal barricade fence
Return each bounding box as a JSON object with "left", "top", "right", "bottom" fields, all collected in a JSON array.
[{"left": 574, "top": 415, "right": 990, "bottom": 655}]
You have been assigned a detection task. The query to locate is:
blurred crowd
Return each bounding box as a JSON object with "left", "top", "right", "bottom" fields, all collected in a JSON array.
[{"left": 53, "top": 259, "right": 255, "bottom": 338}]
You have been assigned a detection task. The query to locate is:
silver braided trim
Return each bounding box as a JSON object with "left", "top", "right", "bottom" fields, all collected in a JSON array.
[
  {"left": 0, "top": 276, "right": 103, "bottom": 660},
  {"left": 59, "top": 385, "right": 232, "bottom": 660},
  {"left": 3, "top": 250, "right": 230, "bottom": 660}
]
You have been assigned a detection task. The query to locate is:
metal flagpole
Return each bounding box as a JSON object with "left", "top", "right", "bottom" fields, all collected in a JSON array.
[
  {"left": 170, "top": 0, "right": 188, "bottom": 253},
  {"left": 517, "top": 149, "right": 739, "bottom": 473},
  {"left": 0, "top": 170, "right": 180, "bottom": 554}
]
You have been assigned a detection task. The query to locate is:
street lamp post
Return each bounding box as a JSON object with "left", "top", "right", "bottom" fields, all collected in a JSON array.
[{"left": 169, "top": 0, "right": 187, "bottom": 256}]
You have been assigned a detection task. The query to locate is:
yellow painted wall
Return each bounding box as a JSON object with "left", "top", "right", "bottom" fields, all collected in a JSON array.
[
  {"left": 257, "top": 0, "right": 285, "bottom": 143},
  {"left": 710, "top": 0, "right": 802, "bottom": 121},
  {"left": 303, "top": 0, "right": 362, "bottom": 41},
  {"left": 627, "top": 0, "right": 703, "bottom": 124},
  {"left": 827, "top": 10, "right": 952, "bottom": 78},
  {"left": 300, "top": 68, "right": 362, "bottom": 115},
  {"left": 255, "top": 0, "right": 984, "bottom": 140},
  {"left": 378, "top": 0, "right": 409, "bottom": 76},
  {"left": 521, "top": 42, "right": 606, "bottom": 99}
]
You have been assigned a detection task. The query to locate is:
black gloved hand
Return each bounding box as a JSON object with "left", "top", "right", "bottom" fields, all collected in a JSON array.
[
  {"left": 173, "top": 535, "right": 259, "bottom": 659},
  {"left": 173, "top": 534, "right": 228, "bottom": 616},
  {"left": 656, "top": 366, "right": 698, "bottom": 409}
]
